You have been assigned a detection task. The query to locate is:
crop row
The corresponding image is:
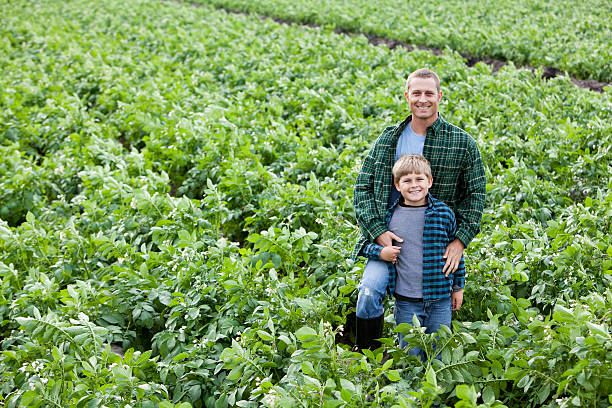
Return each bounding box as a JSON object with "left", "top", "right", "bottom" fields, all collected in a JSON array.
[
  {"left": 194, "top": 0, "right": 612, "bottom": 83},
  {"left": 1, "top": 0, "right": 611, "bottom": 407}
]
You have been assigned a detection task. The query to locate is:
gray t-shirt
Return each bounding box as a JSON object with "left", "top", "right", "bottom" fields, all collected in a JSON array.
[{"left": 388, "top": 203, "right": 426, "bottom": 298}]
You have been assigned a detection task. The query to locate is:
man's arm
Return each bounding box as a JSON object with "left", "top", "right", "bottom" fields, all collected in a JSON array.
[
  {"left": 454, "top": 138, "right": 486, "bottom": 247},
  {"left": 452, "top": 257, "right": 465, "bottom": 289},
  {"left": 353, "top": 143, "right": 387, "bottom": 242},
  {"left": 450, "top": 210, "right": 466, "bottom": 311},
  {"left": 443, "top": 209, "right": 464, "bottom": 275},
  {"left": 452, "top": 289, "right": 464, "bottom": 311}
]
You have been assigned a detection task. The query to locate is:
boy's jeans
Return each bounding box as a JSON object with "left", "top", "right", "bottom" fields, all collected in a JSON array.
[
  {"left": 356, "top": 259, "right": 389, "bottom": 319},
  {"left": 394, "top": 296, "right": 451, "bottom": 360}
]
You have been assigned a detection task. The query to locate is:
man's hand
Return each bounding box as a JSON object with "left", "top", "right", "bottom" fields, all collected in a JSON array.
[
  {"left": 380, "top": 246, "right": 402, "bottom": 264},
  {"left": 451, "top": 289, "right": 463, "bottom": 311},
  {"left": 443, "top": 238, "right": 465, "bottom": 276},
  {"left": 375, "top": 231, "right": 403, "bottom": 247}
]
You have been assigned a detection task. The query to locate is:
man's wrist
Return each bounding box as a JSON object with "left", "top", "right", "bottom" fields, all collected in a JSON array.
[
  {"left": 455, "top": 230, "right": 470, "bottom": 248},
  {"left": 372, "top": 226, "right": 389, "bottom": 242}
]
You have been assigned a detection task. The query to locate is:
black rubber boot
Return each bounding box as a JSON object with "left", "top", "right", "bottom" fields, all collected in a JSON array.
[{"left": 356, "top": 314, "right": 384, "bottom": 351}]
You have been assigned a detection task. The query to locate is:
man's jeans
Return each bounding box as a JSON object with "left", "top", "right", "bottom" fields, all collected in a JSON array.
[
  {"left": 356, "top": 259, "right": 389, "bottom": 319},
  {"left": 394, "top": 296, "right": 451, "bottom": 360}
]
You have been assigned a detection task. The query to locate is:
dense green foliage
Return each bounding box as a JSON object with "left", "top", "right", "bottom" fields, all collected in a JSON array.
[
  {"left": 195, "top": 0, "right": 612, "bottom": 83},
  {"left": 0, "top": 0, "right": 611, "bottom": 407}
]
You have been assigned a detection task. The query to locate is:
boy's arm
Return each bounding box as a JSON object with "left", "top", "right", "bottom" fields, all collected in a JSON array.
[
  {"left": 361, "top": 242, "right": 384, "bottom": 260},
  {"left": 362, "top": 242, "right": 402, "bottom": 263}
]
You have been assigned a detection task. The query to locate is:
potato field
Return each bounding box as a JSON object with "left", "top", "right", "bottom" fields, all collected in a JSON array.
[{"left": 0, "top": 0, "right": 611, "bottom": 407}]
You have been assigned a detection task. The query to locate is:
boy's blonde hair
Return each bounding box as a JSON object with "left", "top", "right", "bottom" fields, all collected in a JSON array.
[{"left": 392, "top": 154, "right": 432, "bottom": 183}]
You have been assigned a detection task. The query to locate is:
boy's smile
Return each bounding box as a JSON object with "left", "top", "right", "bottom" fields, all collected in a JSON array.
[{"left": 394, "top": 172, "right": 433, "bottom": 206}]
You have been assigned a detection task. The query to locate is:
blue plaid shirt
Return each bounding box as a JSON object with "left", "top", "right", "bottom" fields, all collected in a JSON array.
[{"left": 361, "top": 193, "right": 465, "bottom": 300}]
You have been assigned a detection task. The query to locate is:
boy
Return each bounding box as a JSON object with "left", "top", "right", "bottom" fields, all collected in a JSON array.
[{"left": 358, "top": 154, "right": 465, "bottom": 357}]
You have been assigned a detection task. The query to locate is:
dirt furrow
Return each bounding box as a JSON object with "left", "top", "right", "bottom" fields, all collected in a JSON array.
[{"left": 172, "top": 0, "right": 610, "bottom": 93}]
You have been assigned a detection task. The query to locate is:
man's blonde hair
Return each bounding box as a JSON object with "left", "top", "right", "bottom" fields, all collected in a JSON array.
[
  {"left": 392, "top": 154, "right": 432, "bottom": 183},
  {"left": 405, "top": 68, "right": 441, "bottom": 93}
]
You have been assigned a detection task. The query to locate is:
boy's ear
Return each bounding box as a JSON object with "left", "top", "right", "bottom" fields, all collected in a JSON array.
[
  {"left": 428, "top": 177, "right": 433, "bottom": 187},
  {"left": 394, "top": 180, "right": 400, "bottom": 190}
]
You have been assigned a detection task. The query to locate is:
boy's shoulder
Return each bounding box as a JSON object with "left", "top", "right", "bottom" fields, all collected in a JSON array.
[{"left": 427, "top": 195, "right": 455, "bottom": 219}]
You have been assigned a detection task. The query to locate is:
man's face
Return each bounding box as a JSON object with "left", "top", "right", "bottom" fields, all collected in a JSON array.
[
  {"left": 394, "top": 172, "right": 433, "bottom": 206},
  {"left": 405, "top": 77, "right": 442, "bottom": 121}
]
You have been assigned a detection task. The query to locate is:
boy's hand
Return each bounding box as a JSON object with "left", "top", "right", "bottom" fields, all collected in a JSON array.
[
  {"left": 376, "top": 231, "right": 403, "bottom": 247},
  {"left": 380, "top": 246, "right": 402, "bottom": 264},
  {"left": 451, "top": 289, "right": 463, "bottom": 311},
  {"left": 443, "top": 239, "right": 465, "bottom": 276}
]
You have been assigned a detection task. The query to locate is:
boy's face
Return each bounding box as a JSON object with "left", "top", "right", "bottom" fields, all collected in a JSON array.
[{"left": 394, "top": 172, "right": 433, "bottom": 206}]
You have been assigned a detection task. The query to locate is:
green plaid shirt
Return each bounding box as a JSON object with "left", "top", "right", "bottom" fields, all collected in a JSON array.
[{"left": 352, "top": 114, "right": 486, "bottom": 258}]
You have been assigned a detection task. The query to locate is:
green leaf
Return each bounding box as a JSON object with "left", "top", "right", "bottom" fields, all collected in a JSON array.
[
  {"left": 20, "top": 391, "right": 39, "bottom": 406},
  {"left": 302, "top": 361, "right": 315, "bottom": 375},
  {"left": 553, "top": 305, "right": 575, "bottom": 323},
  {"left": 339, "top": 379, "right": 356, "bottom": 392},
  {"left": 425, "top": 366, "right": 437, "bottom": 387},
  {"left": 303, "top": 375, "right": 322, "bottom": 388},
  {"left": 278, "top": 334, "right": 293, "bottom": 345},
  {"left": 295, "top": 326, "right": 317, "bottom": 342},
  {"left": 460, "top": 332, "right": 476, "bottom": 343},
  {"left": 340, "top": 388, "right": 352, "bottom": 402},
  {"left": 585, "top": 322, "right": 610, "bottom": 338},
  {"left": 517, "top": 375, "right": 531, "bottom": 389},
  {"left": 387, "top": 370, "right": 401, "bottom": 382},
  {"left": 173, "top": 352, "right": 189, "bottom": 362},
  {"left": 257, "top": 330, "right": 274, "bottom": 341},
  {"left": 482, "top": 385, "right": 495, "bottom": 404},
  {"left": 136, "top": 350, "right": 152, "bottom": 365},
  {"left": 455, "top": 384, "right": 476, "bottom": 403},
  {"left": 538, "top": 382, "right": 551, "bottom": 404},
  {"left": 227, "top": 365, "right": 243, "bottom": 380},
  {"left": 512, "top": 239, "right": 525, "bottom": 253},
  {"left": 505, "top": 366, "right": 524, "bottom": 380}
]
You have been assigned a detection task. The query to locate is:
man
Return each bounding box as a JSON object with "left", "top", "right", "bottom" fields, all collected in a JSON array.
[{"left": 352, "top": 68, "right": 486, "bottom": 350}]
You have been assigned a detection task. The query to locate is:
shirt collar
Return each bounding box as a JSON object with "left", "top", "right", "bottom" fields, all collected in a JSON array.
[
  {"left": 430, "top": 114, "right": 444, "bottom": 134},
  {"left": 390, "top": 192, "right": 436, "bottom": 212},
  {"left": 396, "top": 114, "right": 445, "bottom": 137}
]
